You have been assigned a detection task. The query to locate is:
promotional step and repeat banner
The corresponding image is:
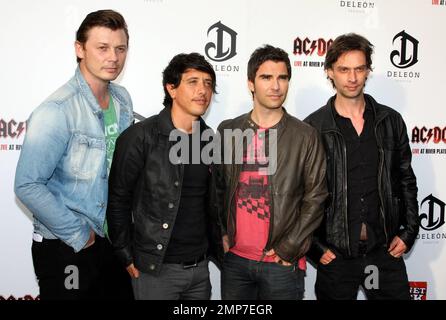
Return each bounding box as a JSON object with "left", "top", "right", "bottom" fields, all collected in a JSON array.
[{"left": 1, "top": 0, "right": 445, "bottom": 300}]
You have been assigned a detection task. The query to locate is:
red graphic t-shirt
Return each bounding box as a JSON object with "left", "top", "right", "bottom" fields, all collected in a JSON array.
[{"left": 229, "top": 128, "right": 306, "bottom": 270}]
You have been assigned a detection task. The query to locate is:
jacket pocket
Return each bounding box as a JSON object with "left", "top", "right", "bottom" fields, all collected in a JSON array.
[
  {"left": 390, "top": 196, "right": 402, "bottom": 232},
  {"left": 68, "top": 133, "right": 105, "bottom": 180}
]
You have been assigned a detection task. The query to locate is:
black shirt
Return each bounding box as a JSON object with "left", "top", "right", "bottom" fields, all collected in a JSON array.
[
  {"left": 333, "top": 103, "right": 385, "bottom": 256},
  {"left": 163, "top": 133, "right": 209, "bottom": 263}
]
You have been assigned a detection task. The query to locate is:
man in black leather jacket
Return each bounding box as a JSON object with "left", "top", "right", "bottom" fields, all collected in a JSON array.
[
  {"left": 106, "top": 53, "right": 223, "bottom": 300},
  {"left": 305, "top": 33, "right": 419, "bottom": 300}
]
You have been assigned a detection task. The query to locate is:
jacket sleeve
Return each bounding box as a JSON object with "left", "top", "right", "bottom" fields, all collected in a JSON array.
[
  {"left": 395, "top": 115, "right": 419, "bottom": 251},
  {"left": 274, "top": 129, "right": 328, "bottom": 263},
  {"left": 14, "top": 103, "right": 91, "bottom": 252},
  {"left": 107, "top": 124, "right": 145, "bottom": 267},
  {"left": 306, "top": 222, "right": 330, "bottom": 264},
  {"left": 303, "top": 115, "right": 331, "bottom": 263},
  {"left": 208, "top": 163, "right": 225, "bottom": 268}
]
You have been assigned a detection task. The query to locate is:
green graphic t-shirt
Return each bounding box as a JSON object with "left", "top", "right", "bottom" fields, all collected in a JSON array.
[
  {"left": 104, "top": 96, "right": 119, "bottom": 175},
  {"left": 103, "top": 96, "right": 118, "bottom": 238}
]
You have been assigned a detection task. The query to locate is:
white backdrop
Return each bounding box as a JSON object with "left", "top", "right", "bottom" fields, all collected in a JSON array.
[{"left": 1, "top": 0, "right": 445, "bottom": 300}]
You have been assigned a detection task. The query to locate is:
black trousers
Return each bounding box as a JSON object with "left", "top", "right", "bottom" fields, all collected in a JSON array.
[
  {"left": 32, "top": 236, "right": 133, "bottom": 300},
  {"left": 315, "top": 246, "right": 410, "bottom": 300}
]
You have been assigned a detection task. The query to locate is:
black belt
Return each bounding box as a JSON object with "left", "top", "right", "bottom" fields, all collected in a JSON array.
[{"left": 165, "top": 254, "right": 207, "bottom": 269}]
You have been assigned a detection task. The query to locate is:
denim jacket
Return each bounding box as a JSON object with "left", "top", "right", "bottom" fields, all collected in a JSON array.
[{"left": 14, "top": 67, "right": 133, "bottom": 252}]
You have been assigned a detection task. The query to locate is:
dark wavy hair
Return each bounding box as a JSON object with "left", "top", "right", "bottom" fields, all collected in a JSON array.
[
  {"left": 162, "top": 53, "right": 217, "bottom": 108},
  {"left": 324, "top": 33, "right": 374, "bottom": 87}
]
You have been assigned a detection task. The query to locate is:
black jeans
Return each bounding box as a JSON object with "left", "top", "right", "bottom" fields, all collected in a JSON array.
[
  {"left": 315, "top": 246, "right": 410, "bottom": 300},
  {"left": 32, "top": 236, "right": 133, "bottom": 300},
  {"left": 131, "top": 259, "right": 211, "bottom": 300},
  {"left": 222, "top": 252, "right": 305, "bottom": 300}
]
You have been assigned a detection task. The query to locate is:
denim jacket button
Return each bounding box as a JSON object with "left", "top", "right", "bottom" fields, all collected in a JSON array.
[
  {"left": 162, "top": 223, "right": 169, "bottom": 229},
  {"left": 157, "top": 244, "right": 163, "bottom": 250},
  {"left": 168, "top": 203, "right": 174, "bottom": 209}
]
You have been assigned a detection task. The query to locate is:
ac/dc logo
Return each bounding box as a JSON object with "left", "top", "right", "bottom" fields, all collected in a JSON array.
[
  {"left": 0, "top": 119, "right": 26, "bottom": 139},
  {"left": 293, "top": 37, "right": 333, "bottom": 56},
  {"left": 412, "top": 126, "right": 446, "bottom": 144}
]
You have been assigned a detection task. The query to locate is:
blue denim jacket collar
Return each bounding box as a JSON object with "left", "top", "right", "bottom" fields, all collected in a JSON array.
[
  {"left": 75, "top": 66, "right": 133, "bottom": 134},
  {"left": 75, "top": 66, "right": 103, "bottom": 116}
]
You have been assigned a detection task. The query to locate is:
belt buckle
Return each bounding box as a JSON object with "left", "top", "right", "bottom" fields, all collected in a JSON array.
[{"left": 182, "top": 261, "right": 198, "bottom": 269}]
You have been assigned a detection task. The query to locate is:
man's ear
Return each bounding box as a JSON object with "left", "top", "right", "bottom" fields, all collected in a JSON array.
[
  {"left": 326, "top": 68, "right": 334, "bottom": 81},
  {"left": 75, "top": 41, "right": 84, "bottom": 61},
  {"left": 247, "top": 79, "right": 255, "bottom": 94},
  {"left": 166, "top": 84, "right": 176, "bottom": 100}
]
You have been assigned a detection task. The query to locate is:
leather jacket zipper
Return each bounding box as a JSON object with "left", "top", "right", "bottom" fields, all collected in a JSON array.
[
  {"left": 374, "top": 119, "right": 389, "bottom": 244},
  {"left": 324, "top": 129, "right": 351, "bottom": 256},
  {"left": 227, "top": 147, "right": 241, "bottom": 246},
  {"left": 264, "top": 178, "right": 274, "bottom": 252}
]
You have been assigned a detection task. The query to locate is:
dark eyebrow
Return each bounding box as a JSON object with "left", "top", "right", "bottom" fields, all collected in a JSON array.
[
  {"left": 97, "top": 42, "right": 127, "bottom": 48},
  {"left": 337, "top": 64, "right": 367, "bottom": 70},
  {"left": 184, "top": 76, "right": 213, "bottom": 82}
]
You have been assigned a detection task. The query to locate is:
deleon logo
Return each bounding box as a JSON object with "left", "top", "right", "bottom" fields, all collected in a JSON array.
[
  {"left": 390, "top": 30, "right": 419, "bottom": 69},
  {"left": 419, "top": 194, "right": 445, "bottom": 231},
  {"left": 205, "top": 21, "right": 237, "bottom": 62}
]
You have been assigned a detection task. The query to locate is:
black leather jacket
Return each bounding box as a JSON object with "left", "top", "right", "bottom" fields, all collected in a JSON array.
[
  {"left": 304, "top": 94, "right": 419, "bottom": 261},
  {"left": 107, "top": 107, "right": 223, "bottom": 275},
  {"left": 215, "top": 110, "right": 328, "bottom": 263}
]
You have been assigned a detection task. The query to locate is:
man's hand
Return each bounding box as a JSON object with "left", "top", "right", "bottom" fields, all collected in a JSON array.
[
  {"left": 126, "top": 263, "right": 140, "bottom": 278},
  {"left": 319, "top": 249, "right": 336, "bottom": 265},
  {"left": 388, "top": 236, "right": 407, "bottom": 258},
  {"left": 222, "top": 235, "right": 230, "bottom": 253},
  {"left": 265, "top": 249, "right": 292, "bottom": 266},
  {"left": 83, "top": 230, "right": 96, "bottom": 249}
]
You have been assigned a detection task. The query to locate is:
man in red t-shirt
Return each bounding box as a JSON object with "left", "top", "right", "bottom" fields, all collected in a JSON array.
[{"left": 216, "top": 45, "right": 327, "bottom": 300}]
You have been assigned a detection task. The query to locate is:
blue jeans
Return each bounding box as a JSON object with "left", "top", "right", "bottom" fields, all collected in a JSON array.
[{"left": 222, "top": 252, "right": 305, "bottom": 300}]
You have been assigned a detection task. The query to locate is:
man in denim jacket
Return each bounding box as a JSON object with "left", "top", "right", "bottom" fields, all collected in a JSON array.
[{"left": 14, "top": 10, "right": 133, "bottom": 300}]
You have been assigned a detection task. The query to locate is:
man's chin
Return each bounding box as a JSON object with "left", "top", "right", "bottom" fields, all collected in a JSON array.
[
  {"left": 341, "top": 91, "right": 363, "bottom": 99},
  {"left": 101, "top": 71, "right": 121, "bottom": 81},
  {"left": 266, "top": 104, "right": 283, "bottom": 110},
  {"left": 193, "top": 106, "right": 209, "bottom": 117}
]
